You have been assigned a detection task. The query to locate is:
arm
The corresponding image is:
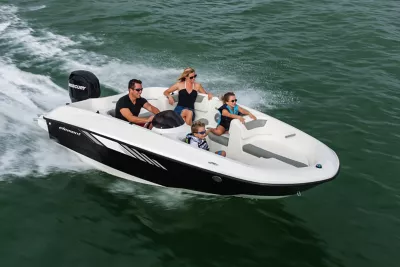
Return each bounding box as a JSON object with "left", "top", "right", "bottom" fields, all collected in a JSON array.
[
  {"left": 197, "top": 83, "right": 213, "bottom": 100},
  {"left": 238, "top": 106, "right": 257, "bottom": 120},
  {"left": 221, "top": 109, "right": 245, "bottom": 123},
  {"left": 120, "top": 108, "right": 152, "bottom": 124},
  {"left": 163, "top": 83, "right": 179, "bottom": 105},
  {"left": 143, "top": 102, "right": 160, "bottom": 114}
]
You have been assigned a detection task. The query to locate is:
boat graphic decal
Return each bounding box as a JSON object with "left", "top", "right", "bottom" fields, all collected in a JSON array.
[
  {"left": 59, "top": 126, "right": 81, "bottom": 136},
  {"left": 121, "top": 144, "right": 145, "bottom": 162},
  {"left": 81, "top": 130, "right": 104, "bottom": 146},
  {"left": 123, "top": 145, "right": 168, "bottom": 170},
  {"left": 120, "top": 144, "right": 138, "bottom": 159},
  {"left": 95, "top": 138, "right": 168, "bottom": 170}
]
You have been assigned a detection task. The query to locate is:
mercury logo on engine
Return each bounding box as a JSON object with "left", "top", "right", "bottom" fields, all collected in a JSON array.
[
  {"left": 59, "top": 126, "right": 81, "bottom": 136},
  {"left": 68, "top": 83, "right": 86, "bottom": 90}
]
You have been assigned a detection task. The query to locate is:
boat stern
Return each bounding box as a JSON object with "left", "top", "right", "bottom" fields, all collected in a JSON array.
[{"left": 36, "top": 115, "right": 48, "bottom": 132}]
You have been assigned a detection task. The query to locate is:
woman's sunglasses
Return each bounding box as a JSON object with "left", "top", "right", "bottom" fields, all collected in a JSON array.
[
  {"left": 196, "top": 130, "right": 206, "bottom": 135},
  {"left": 189, "top": 74, "right": 197, "bottom": 80},
  {"left": 230, "top": 99, "right": 238, "bottom": 103}
]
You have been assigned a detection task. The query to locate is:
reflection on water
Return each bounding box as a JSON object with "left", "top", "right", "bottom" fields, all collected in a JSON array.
[
  {"left": 0, "top": 168, "right": 345, "bottom": 267},
  {"left": 83, "top": 172, "right": 344, "bottom": 267}
]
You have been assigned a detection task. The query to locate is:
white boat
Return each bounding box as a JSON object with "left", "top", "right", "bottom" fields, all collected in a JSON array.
[{"left": 36, "top": 70, "right": 340, "bottom": 198}]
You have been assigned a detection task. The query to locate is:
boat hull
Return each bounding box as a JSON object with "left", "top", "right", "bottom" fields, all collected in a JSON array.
[{"left": 44, "top": 117, "right": 338, "bottom": 198}]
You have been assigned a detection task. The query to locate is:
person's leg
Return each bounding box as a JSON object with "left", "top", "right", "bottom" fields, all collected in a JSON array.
[
  {"left": 181, "top": 109, "right": 193, "bottom": 125},
  {"left": 174, "top": 105, "right": 184, "bottom": 116},
  {"left": 210, "top": 125, "right": 226, "bottom": 136},
  {"left": 190, "top": 108, "right": 195, "bottom": 121},
  {"left": 215, "top": 150, "right": 226, "bottom": 157}
]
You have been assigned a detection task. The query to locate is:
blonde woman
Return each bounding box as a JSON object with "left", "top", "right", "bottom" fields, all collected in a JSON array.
[{"left": 163, "top": 67, "right": 213, "bottom": 125}]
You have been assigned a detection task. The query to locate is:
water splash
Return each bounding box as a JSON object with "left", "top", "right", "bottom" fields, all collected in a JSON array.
[
  {"left": 26, "top": 5, "right": 46, "bottom": 12},
  {"left": 0, "top": 60, "right": 89, "bottom": 179}
]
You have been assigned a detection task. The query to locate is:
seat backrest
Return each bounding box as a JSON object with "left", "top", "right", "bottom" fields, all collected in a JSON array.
[
  {"left": 244, "top": 119, "right": 267, "bottom": 130},
  {"left": 197, "top": 118, "right": 209, "bottom": 125},
  {"left": 208, "top": 132, "right": 229, "bottom": 146},
  {"left": 107, "top": 109, "right": 116, "bottom": 117}
]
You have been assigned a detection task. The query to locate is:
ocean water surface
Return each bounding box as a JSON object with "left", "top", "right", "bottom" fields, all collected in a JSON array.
[{"left": 0, "top": 1, "right": 399, "bottom": 266}]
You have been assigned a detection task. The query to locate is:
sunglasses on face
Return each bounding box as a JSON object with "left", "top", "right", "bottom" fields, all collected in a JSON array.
[
  {"left": 189, "top": 74, "right": 197, "bottom": 80},
  {"left": 196, "top": 130, "right": 206, "bottom": 135},
  {"left": 230, "top": 99, "right": 238, "bottom": 103},
  {"left": 131, "top": 88, "right": 143, "bottom": 92}
]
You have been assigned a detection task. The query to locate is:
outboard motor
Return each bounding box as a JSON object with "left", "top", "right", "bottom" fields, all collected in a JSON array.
[{"left": 68, "top": 70, "right": 101, "bottom": 102}]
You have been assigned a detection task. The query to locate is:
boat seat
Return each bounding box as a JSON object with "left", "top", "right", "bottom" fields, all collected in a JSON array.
[
  {"left": 242, "top": 144, "right": 308, "bottom": 168},
  {"left": 196, "top": 95, "right": 205, "bottom": 103},
  {"left": 172, "top": 94, "right": 179, "bottom": 102},
  {"left": 208, "top": 132, "right": 229, "bottom": 146},
  {"left": 244, "top": 119, "right": 267, "bottom": 130},
  {"left": 197, "top": 118, "right": 209, "bottom": 125},
  {"left": 205, "top": 120, "right": 266, "bottom": 146},
  {"left": 107, "top": 109, "right": 116, "bottom": 117},
  {"left": 106, "top": 109, "right": 151, "bottom": 118}
]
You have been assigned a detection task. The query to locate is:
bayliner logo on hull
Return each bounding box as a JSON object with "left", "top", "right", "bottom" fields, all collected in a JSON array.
[
  {"left": 59, "top": 126, "right": 81, "bottom": 136},
  {"left": 68, "top": 83, "right": 86, "bottom": 90}
]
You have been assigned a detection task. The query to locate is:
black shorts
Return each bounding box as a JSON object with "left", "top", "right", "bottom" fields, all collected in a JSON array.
[{"left": 219, "top": 121, "right": 230, "bottom": 131}]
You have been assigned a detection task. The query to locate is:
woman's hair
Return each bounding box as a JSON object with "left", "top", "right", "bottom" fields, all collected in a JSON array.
[
  {"left": 177, "top": 67, "right": 195, "bottom": 82},
  {"left": 191, "top": 120, "right": 205, "bottom": 133},
  {"left": 221, "top": 92, "right": 235, "bottom": 103}
]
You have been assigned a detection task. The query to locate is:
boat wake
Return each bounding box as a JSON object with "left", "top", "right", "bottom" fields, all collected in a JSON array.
[{"left": 0, "top": 60, "right": 90, "bottom": 179}]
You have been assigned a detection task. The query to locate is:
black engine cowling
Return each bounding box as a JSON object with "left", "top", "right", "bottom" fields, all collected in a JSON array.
[
  {"left": 68, "top": 70, "right": 101, "bottom": 102},
  {"left": 152, "top": 110, "right": 185, "bottom": 129}
]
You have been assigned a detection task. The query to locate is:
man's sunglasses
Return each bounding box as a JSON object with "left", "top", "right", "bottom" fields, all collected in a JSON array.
[
  {"left": 230, "top": 99, "right": 238, "bottom": 103},
  {"left": 189, "top": 74, "right": 197, "bottom": 80},
  {"left": 196, "top": 130, "right": 206, "bottom": 135},
  {"left": 131, "top": 88, "right": 143, "bottom": 92}
]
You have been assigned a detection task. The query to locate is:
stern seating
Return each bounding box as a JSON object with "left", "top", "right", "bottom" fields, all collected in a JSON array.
[{"left": 106, "top": 109, "right": 152, "bottom": 118}]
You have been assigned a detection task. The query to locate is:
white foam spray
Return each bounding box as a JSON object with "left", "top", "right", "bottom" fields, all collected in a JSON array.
[{"left": 0, "top": 60, "right": 90, "bottom": 179}]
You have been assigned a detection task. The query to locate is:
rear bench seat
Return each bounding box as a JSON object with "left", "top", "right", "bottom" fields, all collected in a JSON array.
[{"left": 107, "top": 109, "right": 152, "bottom": 118}]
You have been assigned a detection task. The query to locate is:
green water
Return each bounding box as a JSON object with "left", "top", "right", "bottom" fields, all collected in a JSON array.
[{"left": 0, "top": 1, "right": 399, "bottom": 266}]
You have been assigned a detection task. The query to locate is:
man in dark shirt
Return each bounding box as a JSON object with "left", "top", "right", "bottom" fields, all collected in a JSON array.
[{"left": 115, "top": 79, "right": 160, "bottom": 126}]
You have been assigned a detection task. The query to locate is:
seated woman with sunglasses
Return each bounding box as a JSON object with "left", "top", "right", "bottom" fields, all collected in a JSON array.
[
  {"left": 115, "top": 79, "right": 160, "bottom": 127},
  {"left": 210, "top": 92, "right": 257, "bottom": 136},
  {"left": 185, "top": 121, "right": 226, "bottom": 157},
  {"left": 163, "top": 67, "right": 213, "bottom": 125}
]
